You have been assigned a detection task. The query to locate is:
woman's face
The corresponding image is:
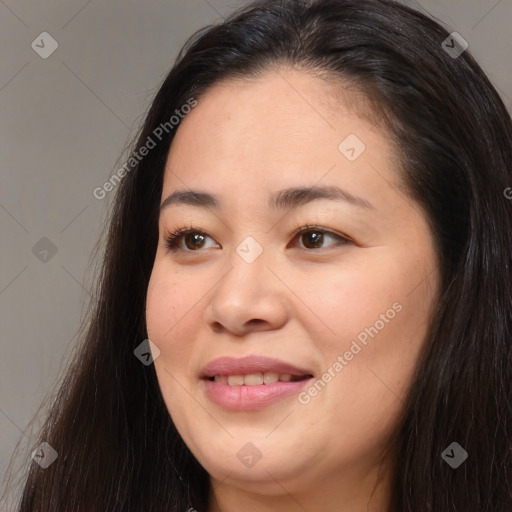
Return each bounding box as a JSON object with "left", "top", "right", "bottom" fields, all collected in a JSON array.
[{"left": 146, "top": 67, "right": 440, "bottom": 509}]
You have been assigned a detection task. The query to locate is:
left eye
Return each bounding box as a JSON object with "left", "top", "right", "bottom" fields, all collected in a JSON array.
[
  {"left": 291, "top": 226, "right": 349, "bottom": 250},
  {"left": 164, "top": 226, "right": 349, "bottom": 252}
]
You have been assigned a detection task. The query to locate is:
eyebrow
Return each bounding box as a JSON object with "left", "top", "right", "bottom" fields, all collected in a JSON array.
[{"left": 159, "top": 185, "right": 374, "bottom": 213}]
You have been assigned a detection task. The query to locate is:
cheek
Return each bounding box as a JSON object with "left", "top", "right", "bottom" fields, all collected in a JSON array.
[
  {"left": 300, "top": 256, "right": 401, "bottom": 348},
  {"left": 146, "top": 267, "right": 200, "bottom": 425},
  {"left": 320, "top": 248, "right": 436, "bottom": 341},
  {"left": 145, "top": 265, "right": 199, "bottom": 370},
  {"left": 300, "top": 250, "right": 436, "bottom": 424},
  {"left": 146, "top": 261, "right": 197, "bottom": 336}
]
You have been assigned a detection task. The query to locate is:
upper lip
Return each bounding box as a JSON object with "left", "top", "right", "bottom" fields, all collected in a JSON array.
[{"left": 200, "top": 355, "right": 314, "bottom": 379}]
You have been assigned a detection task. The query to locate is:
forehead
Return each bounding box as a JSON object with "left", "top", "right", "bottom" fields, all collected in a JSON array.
[{"left": 162, "top": 67, "right": 398, "bottom": 200}]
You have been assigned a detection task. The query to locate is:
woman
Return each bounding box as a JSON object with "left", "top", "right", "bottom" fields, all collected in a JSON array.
[{"left": 13, "top": 0, "right": 512, "bottom": 510}]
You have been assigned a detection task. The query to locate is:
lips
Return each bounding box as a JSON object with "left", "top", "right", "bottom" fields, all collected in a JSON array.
[
  {"left": 200, "top": 355, "right": 314, "bottom": 411},
  {"left": 200, "top": 355, "right": 314, "bottom": 380},
  {"left": 212, "top": 372, "right": 306, "bottom": 385}
]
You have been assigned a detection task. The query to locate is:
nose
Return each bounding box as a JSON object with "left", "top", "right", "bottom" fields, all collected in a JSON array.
[{"left": 203, "top": 248, "right": 289, "bottom": 337}]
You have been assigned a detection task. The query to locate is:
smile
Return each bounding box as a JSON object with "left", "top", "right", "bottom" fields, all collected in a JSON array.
[
  {"left": 200, "top": 355, "right": 315, "bottom": 410},
  {"left": 209, "top": 372, "right": 309, "bottom": 385}
]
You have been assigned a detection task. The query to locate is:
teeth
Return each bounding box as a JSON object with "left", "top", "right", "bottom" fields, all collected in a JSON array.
[
  {"left": 244, "top": 373, "right": 263, "bottom": 386},
  {"left": 263, "top": 371, "right": 279, "bottom": 384},
  {"left": 213, "top": 372, "right": 297, "bottom": 385},
  {"left": 227, "top": 375, "right": 244, "bottom": 386}
]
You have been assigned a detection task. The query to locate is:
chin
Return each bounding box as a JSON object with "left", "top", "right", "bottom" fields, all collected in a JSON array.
[{"left": 196, "top": 441, "right": 313, "bottom": 489}]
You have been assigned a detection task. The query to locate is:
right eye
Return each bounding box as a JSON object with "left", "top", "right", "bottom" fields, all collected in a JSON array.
[{"left": 164, "top": 227, "right": 220, "bottom": 252}]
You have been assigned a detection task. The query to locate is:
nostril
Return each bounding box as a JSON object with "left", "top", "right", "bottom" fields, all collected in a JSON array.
[{"left": 211, "top": 322, "right": 223, "bottom": 333}]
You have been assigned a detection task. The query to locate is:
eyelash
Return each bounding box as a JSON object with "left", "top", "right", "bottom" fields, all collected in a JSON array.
[{"left": 164, "top": 224, "right": 351, "bottom": 252}]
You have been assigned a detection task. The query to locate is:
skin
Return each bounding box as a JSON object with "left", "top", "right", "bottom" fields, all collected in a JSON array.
[{"left": 145, "top": 66, "right": 441, "bottom": 512}]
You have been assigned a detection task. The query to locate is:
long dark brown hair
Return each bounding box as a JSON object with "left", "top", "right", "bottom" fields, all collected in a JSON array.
[{"left": 8, "top": 0, "right": 512, "bottom": 510}]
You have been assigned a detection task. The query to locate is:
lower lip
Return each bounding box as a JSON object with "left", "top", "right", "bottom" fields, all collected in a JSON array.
[{"left": 202, "top": 378, "right": 313, "bottom": 411}]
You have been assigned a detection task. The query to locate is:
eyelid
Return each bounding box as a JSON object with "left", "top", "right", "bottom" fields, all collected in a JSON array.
[
  {"left": 288, "top": 224, "right": 351, "bottom": 246},
  {"left": 164, "top": 226, "right": 217, "bottom": 251},
  {"left": 164, "top": 224, "right": 351, "bottom": 252}
]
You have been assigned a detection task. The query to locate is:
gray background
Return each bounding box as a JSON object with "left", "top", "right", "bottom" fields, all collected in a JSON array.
[{"left": 1, "top": 0, "right": 511, "bottom": 506}]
